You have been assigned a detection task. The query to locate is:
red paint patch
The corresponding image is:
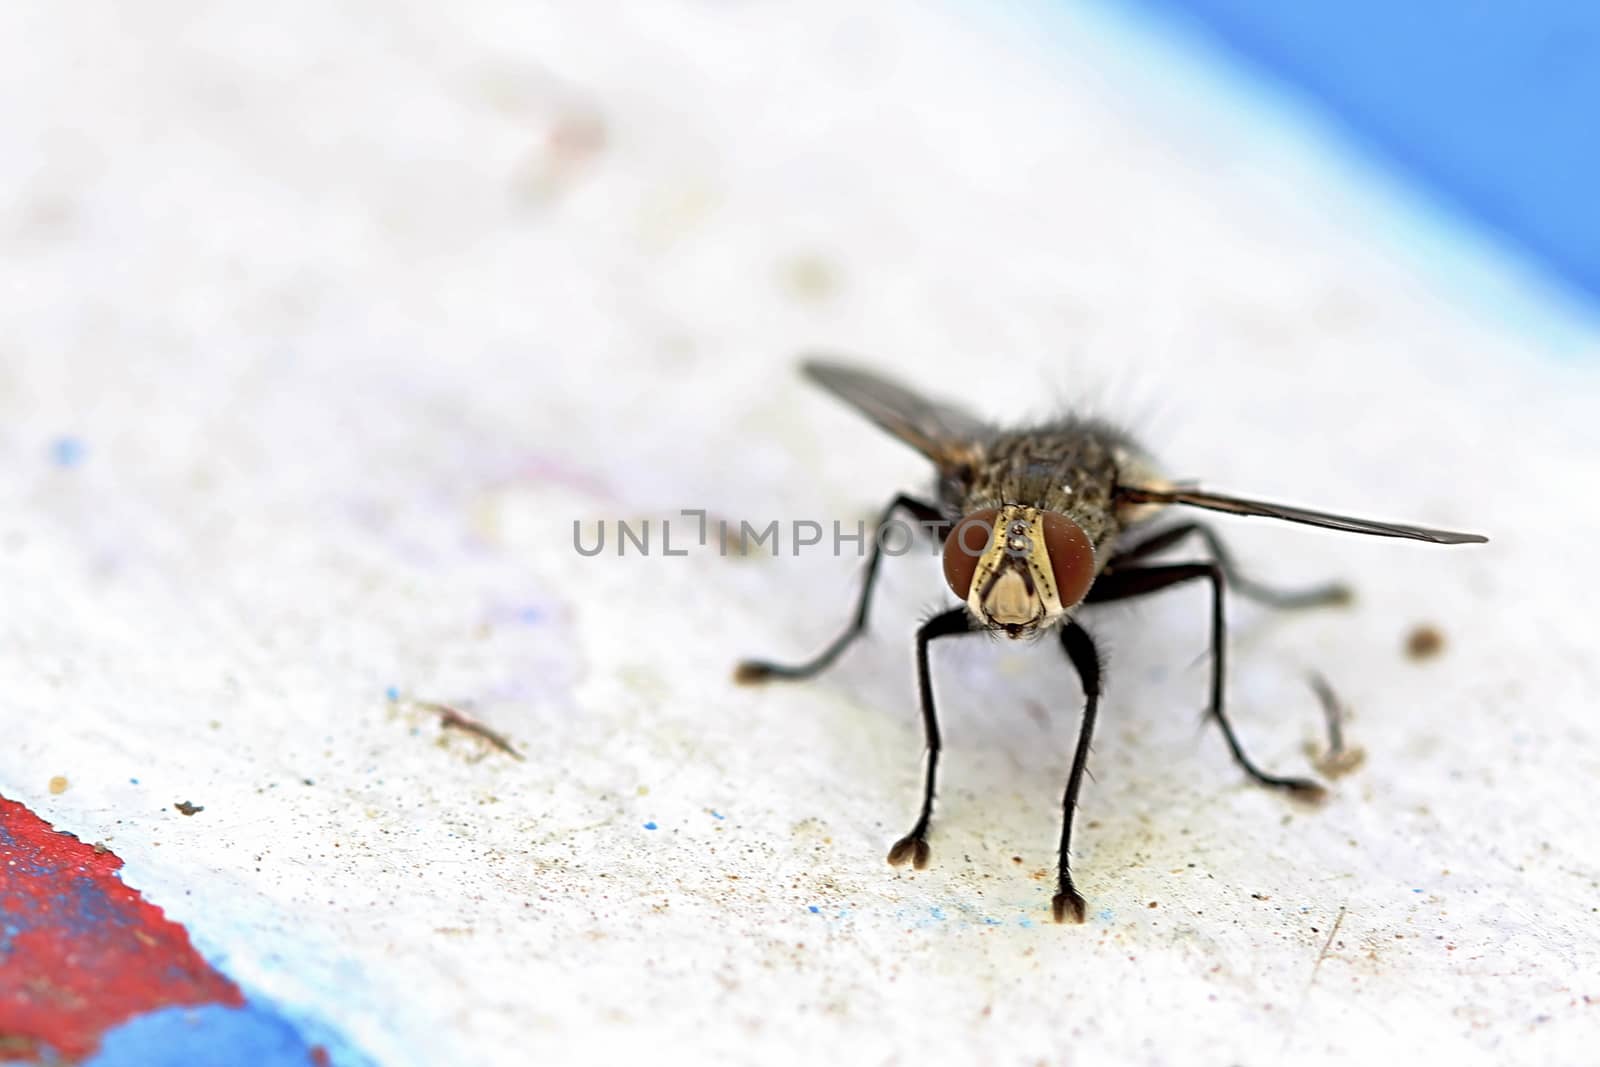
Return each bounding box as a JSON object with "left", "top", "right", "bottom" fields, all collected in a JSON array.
[{"left": 0, "top": 794, "right": 242, "bottom": 1061}]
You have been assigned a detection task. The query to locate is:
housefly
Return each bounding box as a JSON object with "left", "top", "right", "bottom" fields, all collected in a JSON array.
[{"left": 735, "top": 358, "right": 1486, "bottom": 923}]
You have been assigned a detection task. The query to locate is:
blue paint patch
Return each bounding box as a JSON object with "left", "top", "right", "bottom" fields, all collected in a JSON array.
[
  {"left": 384, "top": 686, "right": 400, "bottom": 703},
  {"left": 929, "top": 906, "right": 946, "bottom": 921},
  {"left": 1412, "top": 888, "right": 1424, "bottom": 894},
  {"left": 642, "top": 822, "right": 657, "bottom": 831},
  {"left": 129, "top": 778, "right": 140, "bottom": 786},
  {"left": 88, "top": 1001, "right": 374, "bottom": 1067},
  {"left": 1097, "top": 908, "right": 1115, "bottom": 922},
  {"left": 808, "top": 905, "right": 820, "bottom": 914},
  {"left": 709, "top": 810, "right": 725, "bottom": 820},
  {"left": 50, "top": 437, "right": 87, "bottom": 468},
  {"left": 982, "top": 917, "right": 1002, "bottom": 926},
  {"left": 1102, "top": 0, "right": 1600, "bottom": 308},
  {"left": 1018, "top": 918, "right": 1034, "bottom": 929}
]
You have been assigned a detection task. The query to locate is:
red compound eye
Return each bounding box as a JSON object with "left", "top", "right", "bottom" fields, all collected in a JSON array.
[
  {"left": 1041, "top": 512, "right": 1096, "bottom": 608},
  {"left": 942, "top": 508, "right": 999, "bottom": 599}
]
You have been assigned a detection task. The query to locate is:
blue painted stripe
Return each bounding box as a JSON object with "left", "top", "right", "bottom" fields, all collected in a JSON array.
[{"left": 1103, "top": 0, "right": 1600, "bottom": 307}]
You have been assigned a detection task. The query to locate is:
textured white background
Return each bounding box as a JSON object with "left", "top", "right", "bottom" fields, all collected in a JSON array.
[{"left": 3, "top": 2, "right": 1598, "bottom": 1065}]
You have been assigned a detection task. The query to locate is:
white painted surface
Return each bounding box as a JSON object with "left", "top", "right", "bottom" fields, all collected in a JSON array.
[{"left": 3, "top": 2, "right": 1597, "bottom": 1064}]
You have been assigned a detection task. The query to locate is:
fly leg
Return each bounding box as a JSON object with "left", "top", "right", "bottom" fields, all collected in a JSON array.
[
  {"left": 886, "top": 607, "right": 974, "bottom": 869},
  {"left": 735, "top": 495, "right": 947, "bottom": 684},
  {"left": 1085, "top": 563, "right": 1326, "bottom": 798},
  {"left": 1105, "top": 522, "right": 1350, "bottom": 609},
  {"left": 1101, "top": 524, "right": 1348, "bottom": 758},
  {"left": 1052, "top": 620, "right": 1102, "bottom": 923}
]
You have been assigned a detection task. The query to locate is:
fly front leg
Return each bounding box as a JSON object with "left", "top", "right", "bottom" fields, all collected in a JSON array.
[
  {"left": 886, "top": 606, "right": 973, "bottom": 870},
  {"left": 735, "top": 494, "right": 947, "bottom": 684},
  {"left": 1052, "top": 620, "right": 1103, "bottom": 923},
  {"left": 1085, "top": 563, "right": 1325, "bottom": 799}
]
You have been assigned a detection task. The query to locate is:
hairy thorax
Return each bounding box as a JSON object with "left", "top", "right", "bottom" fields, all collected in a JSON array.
[{"left": 939, "top": 418, "right": 1159, "bottom": 562}]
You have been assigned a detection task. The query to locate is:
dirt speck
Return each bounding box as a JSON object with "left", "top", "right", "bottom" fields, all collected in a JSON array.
[
  {"left": 779, "top": 254, "right": 839, "bottom": 302},
  {"left": 48, "top": 775, "right": 68, "bottom": 795},
  {"left": 1405, "top": 624, "right": 1445, "bottom": 661},
  {"left": 174, "top": 800, "right": 204, "bottom": 816},
  {"left": 513, "top": 112, "right": 608, "bottom": 205}
]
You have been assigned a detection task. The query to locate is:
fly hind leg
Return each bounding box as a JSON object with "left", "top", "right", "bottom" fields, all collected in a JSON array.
[
  {"left": 1085, "top": 562, "right": 1326, "bottom": 799},
  {"left": 1103, "top": 522, "right": 1351, "bottom": 610}
]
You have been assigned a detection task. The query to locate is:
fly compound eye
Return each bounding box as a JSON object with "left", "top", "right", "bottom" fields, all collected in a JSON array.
[
  {"left": 1041, "top": 512, "right": 1096, "bottom": 609},
  {"left": 942, "top": 508, "right": 999, "bottom": 599}
]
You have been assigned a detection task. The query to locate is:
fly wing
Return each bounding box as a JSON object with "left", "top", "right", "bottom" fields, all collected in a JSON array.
[
  {"left": 801, "top": 357, "right": 990, "bottom": 473},
  {"left": 1117, "top": 485, "right": 1488, "bottom": 545}
]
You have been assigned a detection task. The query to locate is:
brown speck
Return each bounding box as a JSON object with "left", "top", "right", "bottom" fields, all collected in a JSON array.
[
  {"left": 1012, "top": 856, "right": 1024, "bottom": 865},
  {"left": 1251, "top": 893, "right": 1269, "bottom": 901},
  {"left": 1313, "top": 745, "right": 1367, "bottom": 778},
  {"left": 550, "top": 113, "right": 607, "bottom": 159},
  {"left": 174, "top": 800, "right": 204, "bottom": 816},
  {"left": 1148, "top": 901, "right": 1158, "bottom": 909},
  {"left": 514, "top": 112, "right": 608, "bottom": 205},
  {"left": 1405, "top": 624, "right": 1445, "bottom": 661},
  {"left": 779, "top": 254, "right": 839, "bottom": 302},
  {"left": 48, "top": 776, "right": 68, "bottom": 795}
]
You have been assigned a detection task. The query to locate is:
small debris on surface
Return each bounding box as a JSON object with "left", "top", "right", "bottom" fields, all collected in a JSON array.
[
  {"left": 174, "top": 801, "right": 204, "bottom": 816},
  {"left": 779, "top": 253, "right": 840, "bottom": 302},
  {"left": 1305, "top": 671, "right": 1368, "bottom": 778},
  {"left": 415, "top": 702, "right": 525, "bottom": 761},
  {"left": 50, "top": 437, "right": 87, "bottom": 467},
  {"left": 1405, "top": 623, "right": 1445, "bottom": 661},
  {"left": 514, "top": 111, "right": 608, "bottom": 206},
  {"left": 48, "top": 776, "right": 68, "bottom": 795}
]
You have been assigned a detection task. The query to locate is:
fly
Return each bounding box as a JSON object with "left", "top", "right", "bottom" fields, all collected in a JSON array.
[{"left": 735, "top": 357, "right": 1486, "bottom": 924}]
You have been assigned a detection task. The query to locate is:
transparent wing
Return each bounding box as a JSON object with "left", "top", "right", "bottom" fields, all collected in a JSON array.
[
  {"left": 1117, "top": 485, "right": 1488, "bottom": 545},
  {"left": 801, "top": 356, "right": 990, "bottom": 472}
]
